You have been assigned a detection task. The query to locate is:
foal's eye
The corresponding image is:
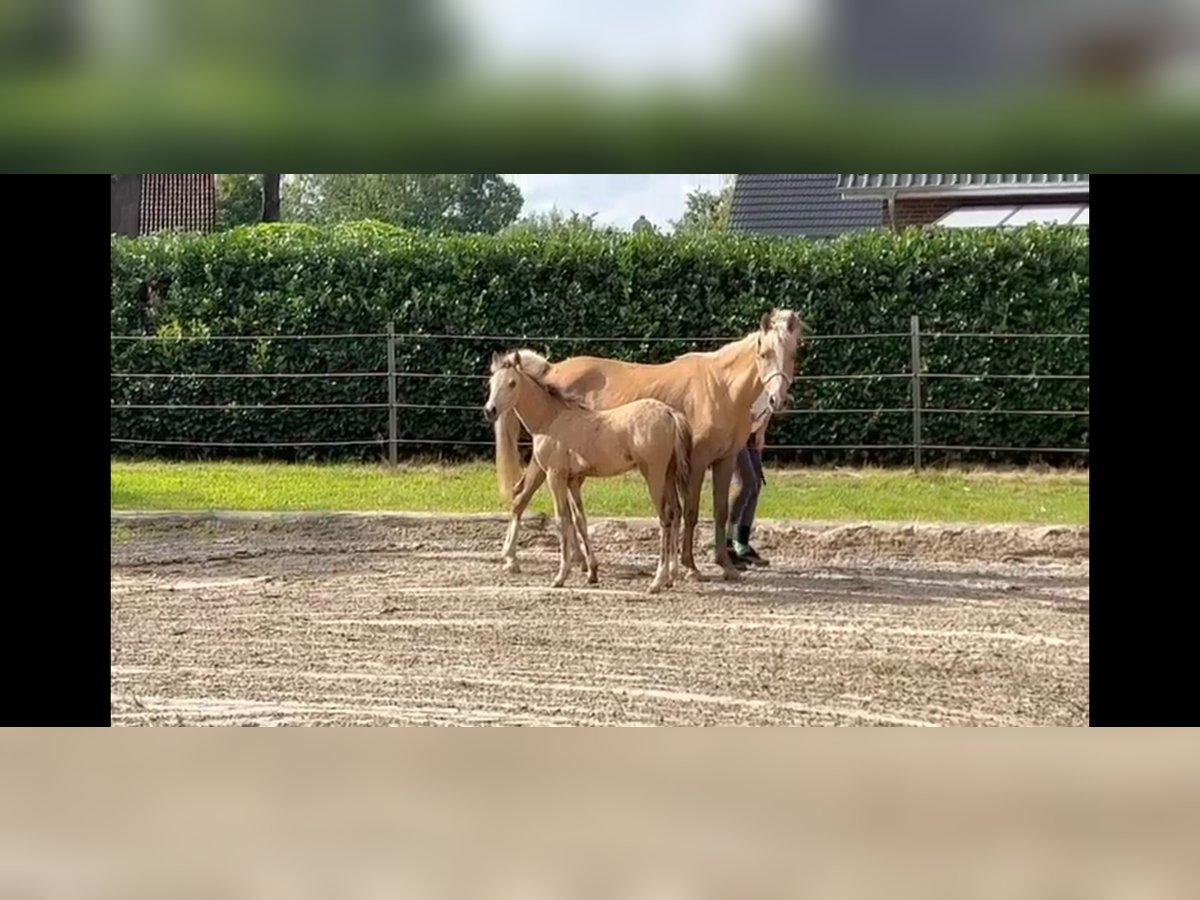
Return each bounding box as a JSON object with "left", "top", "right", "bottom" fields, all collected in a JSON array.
[{"left": 509, "top": 380, "right": 517, "bottom": 388}]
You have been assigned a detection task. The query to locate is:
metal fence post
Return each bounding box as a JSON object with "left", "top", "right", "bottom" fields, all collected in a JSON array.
[
  {"left": 386, "top": 322, "right": 398, "bottom": 467},
  {"left": 910, "top": 314, "right": 923, "bottom": 471}
]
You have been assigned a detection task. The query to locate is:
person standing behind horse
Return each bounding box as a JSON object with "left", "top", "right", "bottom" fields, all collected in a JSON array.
[{"left": 726, "top": 387, "right": 773, "bottom": 567}]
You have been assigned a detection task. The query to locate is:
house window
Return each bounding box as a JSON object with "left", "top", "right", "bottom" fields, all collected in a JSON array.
[
  {"left": 936, "top": 206, "right": 1018, "bottom": 228},
  {"left": 1002, "top": 205, "right": 1089, "bottom": 226},
  {"left": 935, "top": 203, "right": 1089, "bottom": 228}
]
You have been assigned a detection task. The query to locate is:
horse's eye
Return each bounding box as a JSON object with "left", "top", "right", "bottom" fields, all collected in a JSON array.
[{"left": 509, "top": 380, "right": 517, "bottom": 388}]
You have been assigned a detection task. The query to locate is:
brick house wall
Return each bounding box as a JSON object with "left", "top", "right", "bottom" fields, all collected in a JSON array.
[{"left": 892, "top": 196, "right": 956, "bottom": 228}]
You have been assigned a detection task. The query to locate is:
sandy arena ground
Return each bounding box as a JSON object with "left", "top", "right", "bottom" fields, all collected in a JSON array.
[{"left": 110, "top": 513, "right": 1089, "bottom": 726}]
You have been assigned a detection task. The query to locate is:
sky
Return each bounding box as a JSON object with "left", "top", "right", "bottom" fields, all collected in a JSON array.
[
  {"left": 447, "top": 0, "right": 810, "bottom": 88},
  {"left": 506, "top": 174, "right": 731, "bottom": 231}
]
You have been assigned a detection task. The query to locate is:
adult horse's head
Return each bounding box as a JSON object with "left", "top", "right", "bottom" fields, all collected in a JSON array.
[{"left": 756, "top": 309, "right": 804, "bottom": 411}]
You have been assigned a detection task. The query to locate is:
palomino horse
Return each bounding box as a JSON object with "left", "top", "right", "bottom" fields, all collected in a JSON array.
[
  {"left": 484, "top": 351, "right": 692, "bottom": 593},
  {"left": 493, "top": 309, "right": 803, "bottom": 581}
]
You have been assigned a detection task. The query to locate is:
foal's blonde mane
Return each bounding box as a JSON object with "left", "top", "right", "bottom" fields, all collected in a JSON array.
[
  {"left": 492, "top": 347, "right": 551, "bottom": 378},
  {"left": 494, "top": 349, "right": 589, "bottom": 410}
]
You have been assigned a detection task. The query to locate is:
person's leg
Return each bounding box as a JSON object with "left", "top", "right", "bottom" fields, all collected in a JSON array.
[{"left": 734, "top": 447, "right": 768, "bottom": 565}]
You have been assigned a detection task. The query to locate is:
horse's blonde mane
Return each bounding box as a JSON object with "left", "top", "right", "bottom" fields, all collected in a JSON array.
[
  {"left": 769, "top": 308, "right": 805, "bottom": 340},
  {"left": 686, "top": 308, "right": 805, "bottom": 361}
]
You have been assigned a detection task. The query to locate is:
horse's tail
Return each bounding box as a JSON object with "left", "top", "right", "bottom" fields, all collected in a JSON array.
[
  {"left": 669, "top": 409, "right": 693, "bottom": 517},
  {"left": 494, "top": 408, "right": 525, "bottom": 504}
]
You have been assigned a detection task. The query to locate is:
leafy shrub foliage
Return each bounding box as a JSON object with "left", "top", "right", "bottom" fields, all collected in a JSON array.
[{"left": 111, "top": 222, "right": 1089, "bottom": 466}]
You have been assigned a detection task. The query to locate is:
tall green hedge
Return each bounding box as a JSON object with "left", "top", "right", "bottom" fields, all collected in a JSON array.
[{"left": 111, "top": 222, "right": 1089, "bottom": 466}]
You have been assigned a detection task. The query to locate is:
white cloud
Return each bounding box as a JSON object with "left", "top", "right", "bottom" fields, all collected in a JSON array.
[{"left": 507, "top": 174, "right": 730, "bottom": 230}]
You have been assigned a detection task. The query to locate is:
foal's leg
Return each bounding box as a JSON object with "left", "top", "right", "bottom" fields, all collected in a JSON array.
[
  {"left": 665, "top": 484, "right": 681, "bottom": 587},
  {"left": 569, "top": 476, "right": 588, "bottom": 570},
  {"left": 501, "top": 459, "right": 546, "bottom": 573},
  {"left": 559, "top": 484, "right": 584, "bottom": 572},
  {"left": 567, "top": 477, "right": 598, "bottom": 584},
  {"left": 547, "top": 470, "right": 574, "bottom": 588},
  {"left": 641, "top": 462, "right": 674, "bottom": 593},
  {"left": 550, "top": 471, "right": 583, "bottom": 571},
  {"left": 710, "top": 454, "right": 742, "bottom": 581}
]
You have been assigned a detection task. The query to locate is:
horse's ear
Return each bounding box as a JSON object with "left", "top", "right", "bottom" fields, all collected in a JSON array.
[
  {"left": 512, "top": 350, "right": 522, "bottom": 369},
  {"left": 760, "top": 312, "right": 772, "bottom": 333},
  {"left": 787, "top": 312, "right": 801, "bottom": 334},
  {"left": 490, "top": 351, "right": 502, "bottom": 371}
]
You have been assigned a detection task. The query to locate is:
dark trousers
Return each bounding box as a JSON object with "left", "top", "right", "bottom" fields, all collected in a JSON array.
[{"left": 729, "top": 445, "right": 764, "bottom": 529}]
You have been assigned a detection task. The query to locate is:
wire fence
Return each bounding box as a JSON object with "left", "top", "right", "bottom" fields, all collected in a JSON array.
[{"left": 111, "top": 319, "right": 1090, "bottom": 469}]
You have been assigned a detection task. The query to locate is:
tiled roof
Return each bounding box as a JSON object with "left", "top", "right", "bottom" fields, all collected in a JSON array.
[
  {"left": 837, "top": 174, "right": 1089, "bottom": 193},
  {"left": 138, "top": 174, "right": 217, "bottom": 235},
  {"left": 729, "top": 174, "right": 883, "bottom": 239}
]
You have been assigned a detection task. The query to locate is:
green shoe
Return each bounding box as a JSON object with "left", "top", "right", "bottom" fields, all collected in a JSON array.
[
  {"left": 736, "top": 543, "right": 770, "bottom": 567},
  {"left": 733, "top": 525, "right": 769, "bottom": 566}
]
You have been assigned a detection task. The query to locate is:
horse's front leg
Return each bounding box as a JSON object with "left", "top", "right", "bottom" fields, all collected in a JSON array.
[
  {"left": 710, "top": 454, "right": 742, "bottom": 581},
  {"left": 677, "top": 458, "right": 706, "bottom": 582},
  {"left": 501, "top": 458, "right": 546, "bottom": 573}
]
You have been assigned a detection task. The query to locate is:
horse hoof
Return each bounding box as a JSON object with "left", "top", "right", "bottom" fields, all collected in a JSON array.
[
  {"left": 721, "top": 567, "right": 742, "bottom": 582},
  {"left": 503, "top": 559, "right": 520, "bottom": 574},
  {"left": 679, "top": 567, "right": 703, "bottom": 583},
  {"left": 587, "top": 572, "right": 599, "bottom": 585},
  {"left": 551, "top": 579, "right": 566, "bottom": 588}
]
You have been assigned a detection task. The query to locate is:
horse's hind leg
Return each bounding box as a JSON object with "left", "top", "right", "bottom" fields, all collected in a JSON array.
[
  {"left": 547, "top": 470, "right": 573, "bottom": 588},
  {"left": 567, "top": 477, "right": 598, "bottom": 584},
  {"left": 502, "top": 459, "right": 546, "bottom": 573}
]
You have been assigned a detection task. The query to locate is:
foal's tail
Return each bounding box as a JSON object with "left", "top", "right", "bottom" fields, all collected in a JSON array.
[{"left": 668, "top": 409, "right": 693, "bottom": 517}]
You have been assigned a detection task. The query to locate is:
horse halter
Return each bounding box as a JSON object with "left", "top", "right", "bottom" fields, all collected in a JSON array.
[
  {"left": 761, "top": 370, "right": 792, "bottom": 389},
  {"left": 759, "top": 368, "right": 793, "bottom": 410}
]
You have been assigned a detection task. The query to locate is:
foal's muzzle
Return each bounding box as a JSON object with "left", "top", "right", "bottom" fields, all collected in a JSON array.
[{"left": 483, "top": 403, "right": 498, "bottom": 423}]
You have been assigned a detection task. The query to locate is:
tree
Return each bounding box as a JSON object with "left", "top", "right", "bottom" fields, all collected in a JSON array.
[
  {"left": 672, "top": 180, "right": 734, "bottom": 235},
  {"left": 216, "top": 174, "right": 285, "bottom": 228},
  {"left": 501, "top": 206, "right": 614, "bottom": 236},
  {"left": 447, "top": 173, "right": 523, "bottom": 234},
  {"left": 288, "top": 174, "right": 524, "bottom": 234},
  {"left": 216, "top": 175, "right": 263, "bottom": 230},
  {"left": 262, "top": 174, "right": 281, "bottom": 222}
]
